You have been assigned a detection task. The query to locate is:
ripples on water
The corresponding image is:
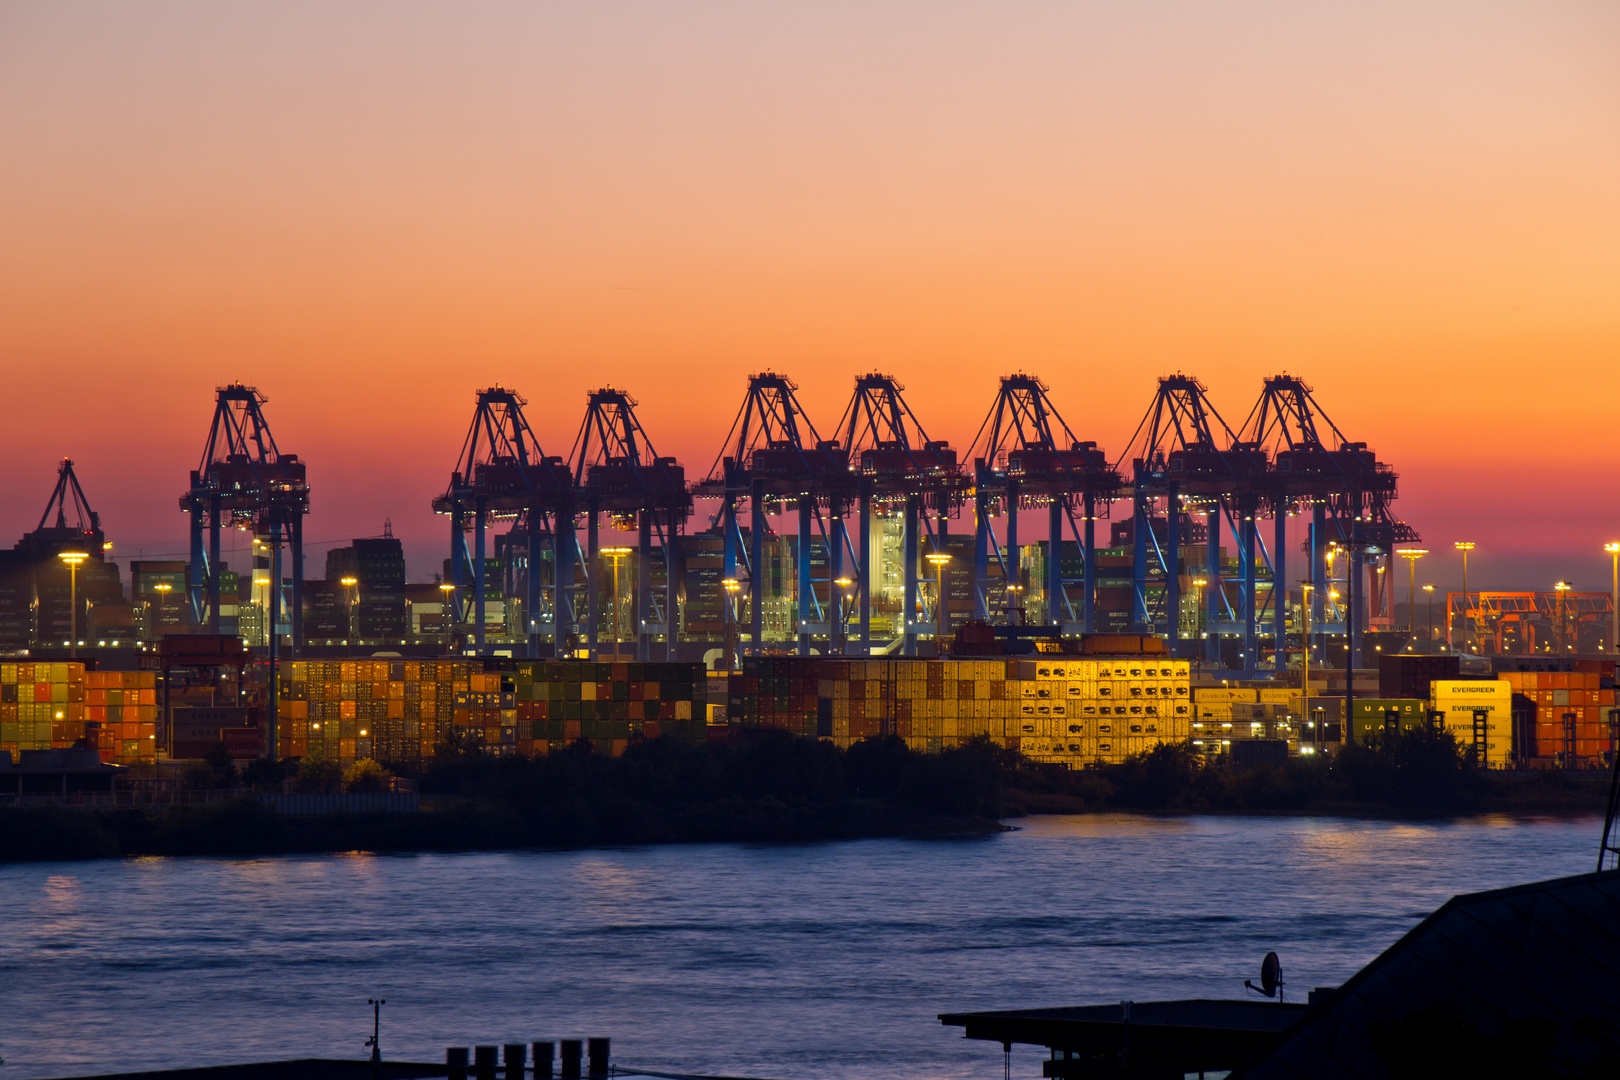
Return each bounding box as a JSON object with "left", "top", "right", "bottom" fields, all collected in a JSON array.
[{"left": 0, "top": 814, "right": 1599, "bottom": 1080}]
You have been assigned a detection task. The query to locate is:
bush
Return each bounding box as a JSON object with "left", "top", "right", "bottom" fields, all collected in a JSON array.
[
  {"left": 343, "top": 758, "right": 394, "bottom": 793},
  {"left": 295, "top": 750, "right": 344, "bottom": 794}
]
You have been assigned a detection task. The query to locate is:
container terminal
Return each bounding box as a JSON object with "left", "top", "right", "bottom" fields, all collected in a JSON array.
[{"left": 1, "top": 372, "right": 1616, "bottom": 777}]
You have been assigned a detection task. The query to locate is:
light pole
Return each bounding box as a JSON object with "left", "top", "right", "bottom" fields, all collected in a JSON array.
[
  {"left": 834, "top": 576, "right": 853, "bottom": 655},
  {"left": 1454, "top": 541, "right": 1475, "bottom": 652},
  {"left": 341, "top": 576, "right": 359, "bottom": 643},
  {"left": 1555, "top": 581, "right": 1572, "bottom": 653},
  {"left": 723, "top": 577, "right": 741, "bottom": 671},
  {"left": 925, "top": 552, "right": 951, "bottom": 655},
  {"left": 152, "top": 581, "right": 172, "bottom": 642},
  {"left": 1191, "top": 577, "right": 1208, "bottom": 664},
  {"left": 1398, "top": 549, "right": 1427, "bottom": 643},
  {"left": 439, "top": 582, "right": 456, "bottom": 653},
  {"left": 1300, "top": 583, "right": 1312, "bottom": 743},
  {"left": 601, "top": 547, "right": 632, "bottom": 659},
  {"left": 1423, "top": 584, "right": 1435, "bottom": 650},
  {"left": 59, "top": 551, "right": 87, "bottom": 658},
  {"left": 1606, "top": 543, "right": 1620, "bottom": 654}
]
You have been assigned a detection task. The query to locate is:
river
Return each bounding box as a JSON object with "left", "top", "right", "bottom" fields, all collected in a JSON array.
[{"left": 0, "top": 814, "right": 1600, "bottom": 1079}]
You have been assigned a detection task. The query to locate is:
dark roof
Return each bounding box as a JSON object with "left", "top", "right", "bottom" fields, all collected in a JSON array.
[
  {"left": 1235, "top": 869, "right": 1620, "bottom": 1079},
  {"left": 940, "top": 999, "right": 1306, "bottom": 1074},
  {"left": 43, "top": 1060, "right": 447, "bottom": 1080}
]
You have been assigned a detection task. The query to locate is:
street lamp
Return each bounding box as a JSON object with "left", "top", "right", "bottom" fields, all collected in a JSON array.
[
  {"left": 1454, "top": 541, "right": 1475, "bottom": 652},
  {"left": 834, "top": 576, "right": 853, "bottom": 656},
  {"left": 341, "top": 576, "right": 359, "bottom": 643},
  {"left": 925, "top": 552, "right": 951, "bottom": 654},
  {"left": 1605, "top": 543, "right": 1620, "bottom": 654},
  {"left": 1191, "top": 577, "right": 1208, "bottom": 644},
  {"left": 1423, "top": 584, "right": 1435, "bottom": 648},
  {"left": 58, "top": 551, "right": 87, "bottom": 658},
  {"left": 152, "top": 582, "right": 172, "bottom": 641},
  {"left": 723, "top": 577, "right": 742, "bottom": 671},
  {"left": 1397, "top": 549, "right": 1427, "bottom": 640},
  {"left": 1555, "top": 581, "right": 1572, "bottom": 653},
  {"left": 439, "top": 582, "right": 456, "bottom": 653},
  {"left": 601, "top": 547, "right": 632, "bottom": 659},
  {"left": 1300, "top": 583, "right": 1313, "bottom": 727}
]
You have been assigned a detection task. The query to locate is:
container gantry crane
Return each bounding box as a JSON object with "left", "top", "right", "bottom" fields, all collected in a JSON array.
[
  {"left": 1114, "top": 375, "right": 1265, "bottom": 664},
  {"left": 180, "top": 385, "right": 309, "bottom": 648},
  {"left": 966, "top": 375, "right": 1122, "bottom": 631},
  {"left": 694, "top": 373, "right": 851, "bottom": 658},
  {"left": 432, "top": 387, "right": 571, "bottom": 654},
  {"left": 36, "top": 458, "right": 104, "bottom": 549},
  {"left": 1237, "top": 375, "right": 1416, "bottom": 673},
  {"left": 569, "top": 387, "right": 692, "bottom": 661},
  {"left": 831, "top": 373, "right": 970, "bottom": 656}
]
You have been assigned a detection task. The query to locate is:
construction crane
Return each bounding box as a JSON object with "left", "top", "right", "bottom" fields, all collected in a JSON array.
[
  {"left": 1237, "top": 375, "right": 1416, "bottom": 673},
  {"left": 569, "top": 387, "right": 692, "bottom": 661},
  {"left": 432, "top": 387, "right": 571, "bottom": 654},
  {"left": 694, "top": 373, "right": 850, "bottom": 658},
  {"left": 180, "top": 385, "right": 309, "bottom": 647},
  {"left": 1114, "top": 375, "right": 1264, "bottom": 665},
  {"left": 831, "top": 373, "right": 970, "bottom": 656},
  {"left": 966, "top": 375, "right": 1122, "bottom": 631}
]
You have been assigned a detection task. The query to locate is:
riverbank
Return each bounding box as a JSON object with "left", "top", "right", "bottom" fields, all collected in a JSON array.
[{"left": 0, "top": 731, "right": 1607, "bottom": 863}]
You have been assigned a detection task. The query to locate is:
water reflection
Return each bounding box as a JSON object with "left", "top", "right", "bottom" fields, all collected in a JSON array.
[{"left": 0, "top": 815, "right": 1599, "bottom": 1080}]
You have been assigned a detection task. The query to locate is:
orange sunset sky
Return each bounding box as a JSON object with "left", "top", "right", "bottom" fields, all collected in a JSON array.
[{"left": 2, "top": 1, "right": 1618, "bottom": 592}]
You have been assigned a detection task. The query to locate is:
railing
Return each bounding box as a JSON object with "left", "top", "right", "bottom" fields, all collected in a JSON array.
[
  {"left": 0, "top": 788, "right": 262, "bottom": 809},
  {"left": 0, "top": 783, "right": 421, "bottom": 812}
]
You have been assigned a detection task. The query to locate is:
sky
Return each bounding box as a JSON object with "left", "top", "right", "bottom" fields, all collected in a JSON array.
[{"left": 2, "top": 0, "right": 1618, "bottom": 593}]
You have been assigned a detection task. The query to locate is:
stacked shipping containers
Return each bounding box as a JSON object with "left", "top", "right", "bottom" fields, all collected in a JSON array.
[
  {"left": 276, "top": 659, "right": 708, "bottom": 766},
  {"left": 0, "top": 662, "right": 153, "bottom": 764},
  {"left": 85, "top": 669, "right": 158, "bottom": 762},
  {"left": 1191, "top": 687, "right": 1303, "bottom": 757},
  {"left": 727, "top": 655, "right": 1192, "bottom": 766},
  {"left": 278, "top": 660, "right": 470, "bottom": 763},
  {"left": 1, "top": 661, "right": 86, "bottom": 756},
  {"left": 511, "top": 661, "right": 706, "bottom": 755},
  {"left": 1497, "top": 669, "right": 1615, "bottom": 766}
]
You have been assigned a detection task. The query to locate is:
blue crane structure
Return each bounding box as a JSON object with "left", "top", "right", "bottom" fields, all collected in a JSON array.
[
  {"left": 180, "top": 384, "right": 309, "bottom": 648},
  {"left": 831, "top": 374, "right": 970, "bottom": 656},
  {"left": 695, "top": 373, "right": 851, "bottom": 659},
  {"left": 1235, "top": 375, "right": 1417, "bottom": 674},
  {"left": 966, "top": 375, "right": 1122, "bottom": 631},
  {"left": 1113, "top": 375, "right": 1268, "bottom": 666},
  {"left": 432, "top": 386, "right": 571, "bottom": 654},
  {"left": 569, "top": 387, "right": 691, "bottom": 661}
]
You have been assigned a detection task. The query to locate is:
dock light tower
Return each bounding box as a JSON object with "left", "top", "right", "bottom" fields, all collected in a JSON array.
[
  {"left": 1555, "top": 580, "right": 1573, "bottom": 653},
  {"left": 341, "top": 576, "right": 358, "bottom": 642},
  {"left": 438, "top": 582, "right": 456, "bottom": 653},
  {"left": 1398, "top": 549, "right": 1427, "bottom": 637},
  {"left": 601, "top": 547, "right": 633, "bottom": 658},
  {"left": 1423, "top": 584, "right": 1435, "bottom": 649},
  {"left": 1454, "top": 541, "right": 1476, "bottom": 651},
  {"left": 151, "top": 581, "right": 172, "bottom": 641},
  {"left": 723, "top": 577, "right": 742, "bottom": 671},
  {"left": 926, "top": 551, "right": 952, "bottom": 652},
  {"left": 1606, "top": 543, "right": 1620, "bottom": 653},
  {"left": 834, "top": 576, "right": 853, "bottom": 655},
  {"left": 59, "top": 551, "right": 87, "bottom": 657}
]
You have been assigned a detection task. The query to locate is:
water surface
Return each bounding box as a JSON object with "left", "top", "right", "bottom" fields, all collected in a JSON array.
[{"left": 0, "top": 814, "right": 1599, "bottom": 1079}]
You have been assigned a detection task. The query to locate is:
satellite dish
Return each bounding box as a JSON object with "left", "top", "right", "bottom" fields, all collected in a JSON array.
[{"left": 1244, "top": 951, "right": 1284, "bottom": 1001}]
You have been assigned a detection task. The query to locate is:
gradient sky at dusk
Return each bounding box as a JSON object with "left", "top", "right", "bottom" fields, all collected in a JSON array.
[{"left": 2, "top": 1, "right": 1618, "bottom": 592}]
